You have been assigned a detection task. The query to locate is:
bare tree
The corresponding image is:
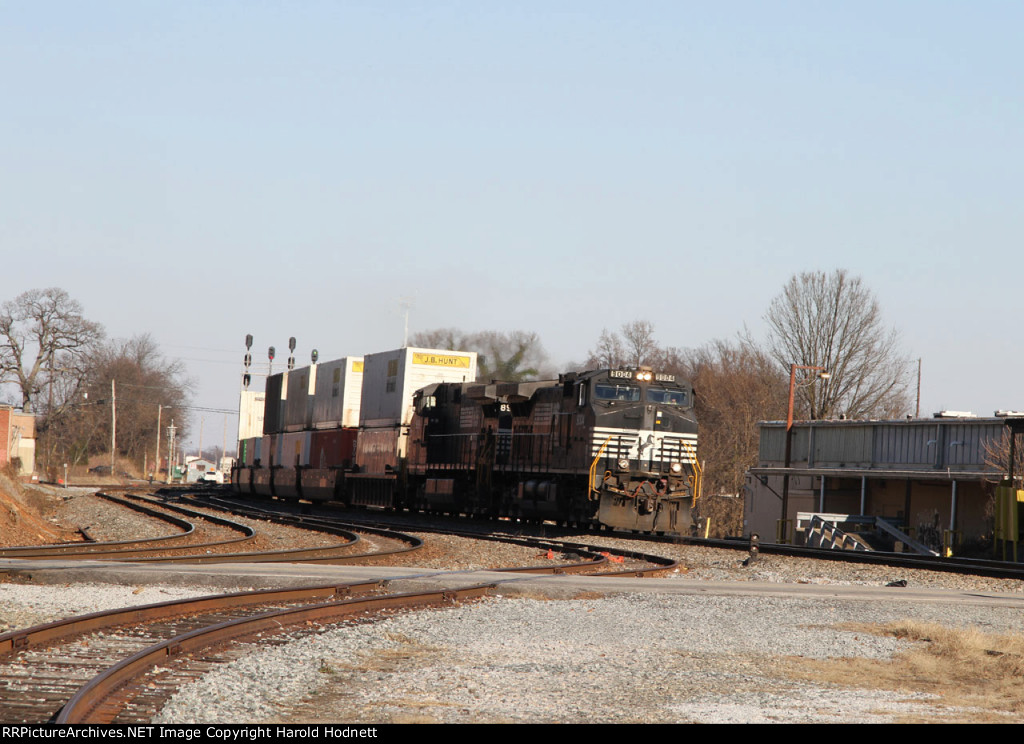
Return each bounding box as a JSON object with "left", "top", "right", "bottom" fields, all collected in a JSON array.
[
  {"left": 0, "top": 288, "right": 103, "bottom": 413},
  {"left": 763, "top": 270, "right": 911, "bottom": 419},
  {"left": 409, "top": 328, "right": 550, "bottom": 382},
  {"left": 620, "top": 320, "right": 658, "bottom": 366},
  {"left": 39, "top": 334, "right": 193, "bottom": 475},
  {"left": 584, "top": 328, "right": 626, "bottom": 368},
  {"left": 683, "top": 339, "right": 789, "bottom": 494},
  {"left": 407, "top": 327, "right": 473, "bottom": 351},
  {"left": 584, "top": 320, "right": 659, "bottom": 369}
]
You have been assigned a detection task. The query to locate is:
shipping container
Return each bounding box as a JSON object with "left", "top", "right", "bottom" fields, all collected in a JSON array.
[
  {"left": 359, "top": 347, "right": 478, "bottom": 427},
  {"left": 280, "top": 431, "right": 311, "bottom": 468},
  {"left": 309, "top": 428, "right": 358, "bottom": 469},
  {"left": 261, "top": 433, "right": 278, "bottom": 466},
  {"left": 284, "top": 365, "right": 317, "bottom": 432},
  {"left": 262, "top": 372, "right": 287, "bottom": 435},
  {"left": 237, "top": 436, "right": 262, "bottom": 467},
  {"left": 311, "top": 357, "right": 364, "bottom": 429},
  {"left": 237, "top": 391, "right": 266, "bottom": 442}
]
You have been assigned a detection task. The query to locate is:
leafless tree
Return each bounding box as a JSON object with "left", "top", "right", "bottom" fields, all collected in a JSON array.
[
  {"left": 981, "top": 429, "right": 1023, "bottom": 483},
  {"left": 407, "top": 327, "right": 472, "bottom": 352},
  {"left": 763, "top": 270, "right": 911, "bottom": 419},
  {"left": 39, "top": 334, "right": 192, "bottom": 475},
  {"left": 585, "top": 328, "right": 626, "bottom": 368},
  {"left": 584, "top": 320, "right": 659, "bottom": 369},
  {"left": 409, "top": 328, "right": 550, "bottom": 382},
  {"left": 682, "top": 339, "right": 789, "bottom": 494},
  {"left": 0, "top": 288, "right": 103, "bottom": 413},
  {"left": 621, "top": 320, "right": 659, "bottom": 366}
]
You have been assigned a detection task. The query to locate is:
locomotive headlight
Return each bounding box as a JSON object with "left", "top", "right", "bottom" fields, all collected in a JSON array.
[
  {"left": 617, "top": 457, "right": 630, "bottom": 471},
  {"left": 670, "top": 462, "right": 683, "bottom": 474}
]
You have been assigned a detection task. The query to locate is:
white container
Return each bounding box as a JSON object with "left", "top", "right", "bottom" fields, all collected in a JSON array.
[
  {"left": 312, "top": 357, "right": 364, "bottom": 429},
  {"left": 237, "top": 391, "right": 266, "bottom": 442},
  {"left": 359, "top": 347, "right": 477, "bottom": 428}
]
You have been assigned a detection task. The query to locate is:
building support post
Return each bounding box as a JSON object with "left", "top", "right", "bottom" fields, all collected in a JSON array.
[{"left": 950, "top": 480, "right": 958, "bottom": 532}]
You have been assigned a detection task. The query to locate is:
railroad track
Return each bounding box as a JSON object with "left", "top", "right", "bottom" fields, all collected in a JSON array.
[
  {"left": 0, "top": 491, "right": 424, "bottom": 565},
  {"left": 224, "top": 490, "right": 1024, "bottom": 582},
  {"left": 0, "top": 488, "right": 686, "bottom": 723},
  {"left": 191, "top": 492, "right": 680, "bottom": 576},
  {"left": 0, "top": 579, "right": 493, "bottom": 723}
]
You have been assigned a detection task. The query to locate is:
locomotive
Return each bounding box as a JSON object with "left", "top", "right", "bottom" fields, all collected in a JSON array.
[{"left": 234, "top": 347, "right": 700, "bottom": 534}]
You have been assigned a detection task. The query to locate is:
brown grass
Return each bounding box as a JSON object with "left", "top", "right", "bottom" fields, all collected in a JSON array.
[{"left": 781, "top": 620, "right": 1024, "bottom": 722}]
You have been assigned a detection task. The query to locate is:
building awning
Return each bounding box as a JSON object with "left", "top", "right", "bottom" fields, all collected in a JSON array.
[{"left": 749, "top": 466, "right": 998, "bottom": 483}]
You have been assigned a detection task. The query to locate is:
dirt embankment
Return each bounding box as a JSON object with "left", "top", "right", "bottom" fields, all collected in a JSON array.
[{"left": 0, "top": 474, "right": 80, "bottom": 546}]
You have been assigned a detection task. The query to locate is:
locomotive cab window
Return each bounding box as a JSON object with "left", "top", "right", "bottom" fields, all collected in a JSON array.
[
  {"left": 594, "top": 383, "right": 641, "bottom": 402},
  {"left": 646, "top": 388, "right": 689, "bottom": 406}
]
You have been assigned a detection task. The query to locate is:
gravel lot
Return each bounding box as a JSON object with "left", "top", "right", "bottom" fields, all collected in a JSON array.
[{"left": 150, "top": 591, "right": 1024, "bottom": 724}]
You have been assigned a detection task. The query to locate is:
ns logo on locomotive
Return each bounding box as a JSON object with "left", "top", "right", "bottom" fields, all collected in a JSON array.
[{"left": 234, "top": 346, "right": 700, "bottom": 535}]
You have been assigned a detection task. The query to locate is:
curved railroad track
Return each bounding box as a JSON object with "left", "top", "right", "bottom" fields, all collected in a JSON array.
[
  {"left": 0, "top": 578, "right": 493, "bottom": 723},
  {"left": 190, "top": 491, "right": 680, "bottom": 577},
  {"left": 2, "top": 491, "right": 423, "bottom": 565},
  {"left": 0, "top": 485, "right": 692, "bottom": 723},
  {"left": 227, "top": 488, "right": 1024, "bottom": 582}
]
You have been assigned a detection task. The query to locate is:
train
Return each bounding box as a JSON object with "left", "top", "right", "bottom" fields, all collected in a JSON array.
[{"left": 233, "top": 346, "right": 701, "bottom": 534}]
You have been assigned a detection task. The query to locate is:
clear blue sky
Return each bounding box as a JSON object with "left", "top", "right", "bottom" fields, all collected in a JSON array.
[{"left": 3, "top": 2, "right": 1022, "bottom": 447}]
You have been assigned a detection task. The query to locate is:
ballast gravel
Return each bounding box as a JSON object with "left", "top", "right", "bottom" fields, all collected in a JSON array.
[
  {"left": 151, "top": 592, "right": 1023, "bottom": 724},
  {"left": 0, "top": 582, "right": 244, "bottom": 632}
]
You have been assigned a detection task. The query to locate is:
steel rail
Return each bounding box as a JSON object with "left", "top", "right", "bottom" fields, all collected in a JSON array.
[
  {"left": 123, "top": 491, "right": 427, "bottom": 564},
  {"left": 636, "top": 533, "right": 1024, "bottom": 581},
  {"left": 55, "top": 583, "right": 496, "bottom": 724},
  {"left": 0, "top": 491, "right": 259, "bottom": 559},
  {"left": 0, "top": 580, "right": 384, "bottom": 656},
  {"left": 0, "top": 493, "right": 200, "bottom": 557},
  {"left": 201, "top": 494, "right": 677, "bottom": 576}
]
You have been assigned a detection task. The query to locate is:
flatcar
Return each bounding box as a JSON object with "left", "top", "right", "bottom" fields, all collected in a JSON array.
[{"left": 234, "top": 354, "right": 700, "bottom": 534}]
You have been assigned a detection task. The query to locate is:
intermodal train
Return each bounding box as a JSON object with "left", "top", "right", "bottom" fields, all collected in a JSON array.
[{"left": 233, "top": 346, "right": 700, "bottom": 534}]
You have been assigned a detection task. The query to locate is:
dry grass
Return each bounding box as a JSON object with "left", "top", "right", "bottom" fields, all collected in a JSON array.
[{"left": 781, "top": 620, "right": 1024, "bottom": 722}]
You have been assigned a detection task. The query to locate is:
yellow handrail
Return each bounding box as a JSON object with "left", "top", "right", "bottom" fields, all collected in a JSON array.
[
  {"left": 681, "top": 440, "right": 702, "bottom": 502},
  {"left": 589, "top": 436, "right": 614, "bottom": 500}
]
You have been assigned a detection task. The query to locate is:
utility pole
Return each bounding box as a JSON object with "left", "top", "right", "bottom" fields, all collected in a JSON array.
[
  {"left": 916, "top": 358, "right": 922, "bottom": 419},
  {"left": 155, "top": 404, "right": 163, "bottom": 482},
  {"left": 166, "top": 420, "right": 176, "bottom": 484},
  {"left": 110, "top": 379, "right": 116, "bottom": 474},
  {"left": 780, "top": 364, "right": 829, "bottom": 543}
]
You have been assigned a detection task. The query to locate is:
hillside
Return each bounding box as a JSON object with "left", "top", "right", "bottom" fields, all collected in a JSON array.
[{"left": 0, "top": 475, "right": 80, "bottom": 547}]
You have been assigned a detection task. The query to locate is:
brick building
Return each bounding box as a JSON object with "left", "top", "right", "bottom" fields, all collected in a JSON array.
[{"left": 0, "top": 406, "right": 36, "bottom": 476}]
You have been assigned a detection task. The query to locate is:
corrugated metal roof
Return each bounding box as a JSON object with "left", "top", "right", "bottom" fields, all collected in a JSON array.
[{"left": 757, "top": 418, "right": 1006, "bottom": 474}]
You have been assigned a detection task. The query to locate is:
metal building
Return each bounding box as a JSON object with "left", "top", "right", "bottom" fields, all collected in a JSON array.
[{"left": 744, "top": 415, "right": 1008, "bottom": 548}]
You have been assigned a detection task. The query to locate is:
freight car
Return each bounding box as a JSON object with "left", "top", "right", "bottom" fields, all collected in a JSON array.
[{"left": 234, "top": 350, "right": 700, "bottom": 534}]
